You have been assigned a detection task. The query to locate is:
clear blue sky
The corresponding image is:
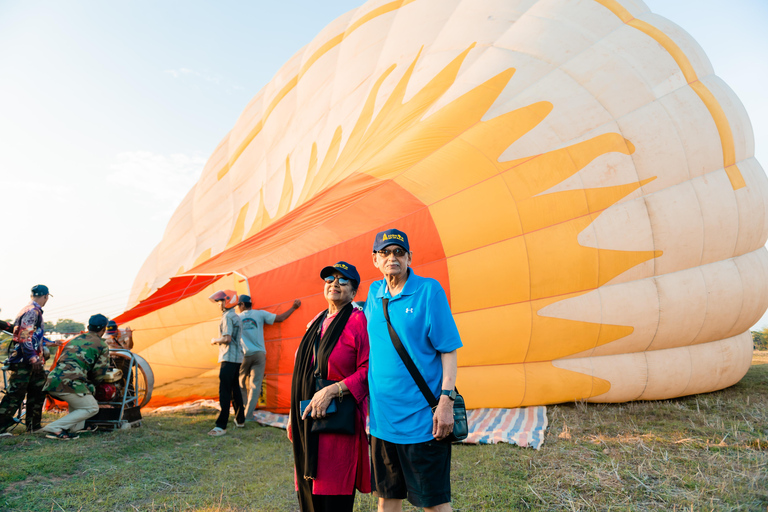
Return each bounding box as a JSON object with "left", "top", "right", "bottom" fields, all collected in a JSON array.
[{"left": 1, "top": 0, "right": 767, "bottom": 328}]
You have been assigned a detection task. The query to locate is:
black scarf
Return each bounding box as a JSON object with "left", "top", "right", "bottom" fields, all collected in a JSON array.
[{"left": 290, "top": 302, "right": 354, "bottom": 482}]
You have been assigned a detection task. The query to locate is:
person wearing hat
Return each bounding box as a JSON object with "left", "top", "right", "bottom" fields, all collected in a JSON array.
[
  {"left": 364, "top": 229, "right": 463, "bottom": 512},
  {"left": 288, "top": 261, "right": 371, "bottom": 512},
  {"left": 104, "top": 320, "right": 133, "bottom": 351},
  {"left": 39, "top": 313, "right": 112, "bottom": 440},
  {"left": 237, "top": 294, "right": 301, "bottom": 423},
  {"left": 0, "top": 285, "right": 53, "bottom": 436},
  {"left": 207, "top": 290, "right": 245, "bottom": 436}
]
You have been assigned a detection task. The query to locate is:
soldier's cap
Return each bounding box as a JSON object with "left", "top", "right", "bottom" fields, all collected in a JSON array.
[
  {"left": 31, "top": 284, "right": 52, "bottom": 297},
  {"left": 320, "top": 261, "right": 361, "bottom": 287},
  {"left": 238, "top": 294, "right": 252, "bottom": 304},
  {"left": 88, "top": 314, "right": 109, "bottom": 330},
  {"left": 372, "top": 228, "right": 410, "bottom": 253}
]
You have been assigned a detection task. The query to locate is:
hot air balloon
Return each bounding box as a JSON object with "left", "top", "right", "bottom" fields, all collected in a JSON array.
[{"left": 114, "top": 0, "right": 768, "bottom": 412}]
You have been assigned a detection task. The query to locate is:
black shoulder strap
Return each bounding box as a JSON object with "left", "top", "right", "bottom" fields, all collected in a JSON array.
[{"left": 382, "top": 298, "right": 438, "bottom": 409}]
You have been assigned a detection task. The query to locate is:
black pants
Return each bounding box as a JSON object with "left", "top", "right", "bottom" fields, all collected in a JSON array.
[{"left": 215, "top": 362, "right": 245, "bottom": 429}]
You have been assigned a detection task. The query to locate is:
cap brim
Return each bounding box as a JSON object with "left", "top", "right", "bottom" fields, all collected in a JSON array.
[{"left": 320, "top": 266, "right": 339, "bottom": 279}]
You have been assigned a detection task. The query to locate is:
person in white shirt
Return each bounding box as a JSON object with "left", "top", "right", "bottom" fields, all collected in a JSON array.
[{"left": 237, "top": 294, "right": 301, "bottom": 421}]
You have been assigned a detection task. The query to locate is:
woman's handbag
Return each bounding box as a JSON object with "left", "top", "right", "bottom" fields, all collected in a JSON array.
[
  {"left": 305, "top": 316, "right": 357, "bottom": 436},
  {"left": 382, "top": 298, "right": 469, "bottom": 442},
  {"left": 309, "top": 378, "right": 356, "bottom": 435}
]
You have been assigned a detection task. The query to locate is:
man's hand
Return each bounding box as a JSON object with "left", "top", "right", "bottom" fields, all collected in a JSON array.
[
  {"left": 292, "top": 299, "right": 301, "bottom": 309},
  {"left": 432, "top": 395, "right": 454, "bottom": 440},
  {"left": 30, "top": 360, "right": 45, "bottom": 373}
]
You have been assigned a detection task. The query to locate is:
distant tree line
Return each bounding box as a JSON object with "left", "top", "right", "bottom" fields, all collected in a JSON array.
[
  {"left": 751, "top": 330, "right": 768, "bottom": 351},
  {"left": 3, "top": 318, "right": 85, "bottom": 335},
  {"left": 44, "top": 319, "right": 86, "bottom": 334}
]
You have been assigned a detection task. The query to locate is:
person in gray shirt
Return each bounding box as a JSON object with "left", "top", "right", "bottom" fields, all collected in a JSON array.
[
  {"left": 237, "top": 294, "right": 301, "bottom": 422},
  {"left": 208, "top": 290, "right": 245, "bottom": 436}
]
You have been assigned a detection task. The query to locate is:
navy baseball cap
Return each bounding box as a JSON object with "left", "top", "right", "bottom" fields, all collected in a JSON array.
[
  {"left": 238, "top": 294, "right": 252, "bottom": 304},
  {"left": 372, "top": 228, "right": 410, "bottom": 252},
  {"left": 88, "top": 314, "right": 109, "bottom": 330},
  {"left": 320, "top": 261, "right": 361, "bottom": 285},
  {"left": 31, "top": 284, "right": 52, "bottom": 297}
]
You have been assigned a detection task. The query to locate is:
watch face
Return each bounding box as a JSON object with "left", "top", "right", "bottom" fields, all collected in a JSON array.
[{"left": 442, "top": 389, "right": 456, "bottom": 400}]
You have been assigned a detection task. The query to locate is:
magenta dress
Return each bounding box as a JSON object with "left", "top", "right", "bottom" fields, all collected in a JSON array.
[{"left": 295, "top": 308, "right": 371, "bottom": 495}]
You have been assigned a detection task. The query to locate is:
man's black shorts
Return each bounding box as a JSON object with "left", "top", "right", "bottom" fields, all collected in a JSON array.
[{"left": 371, "top": 435, "right": 452, "bottom": 508}]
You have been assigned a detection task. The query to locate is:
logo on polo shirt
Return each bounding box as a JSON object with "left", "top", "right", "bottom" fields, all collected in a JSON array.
[
  {"left": 405, "top": 308, "right": 413, "bottom": 313},
  {"left": 334, "top": 263, "right": 349, "bottom": 270},
  {"left": 382, "top": 233, "right": 405, "bottom": 243}
]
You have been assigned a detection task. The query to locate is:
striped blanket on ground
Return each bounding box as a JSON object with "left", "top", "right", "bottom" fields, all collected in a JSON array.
[
  {"left": 255, "top": 406, "right": 548, "bottom": 449},
  {"left": 151, "top": 401, "right": 548, "bottom": 449}
]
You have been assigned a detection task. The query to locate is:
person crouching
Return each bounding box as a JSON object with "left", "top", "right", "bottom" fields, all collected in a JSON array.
[{"left": 40, "top": 314, "right": 111, "bottom": 440}]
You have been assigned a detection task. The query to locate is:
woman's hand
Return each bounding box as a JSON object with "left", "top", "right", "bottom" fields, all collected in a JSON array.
[
  {"left": 300, "top": 385, "right": 336, "bottom": 420},
  {"left": 286, "top": 413, "right": 293, "bottom": 442}
]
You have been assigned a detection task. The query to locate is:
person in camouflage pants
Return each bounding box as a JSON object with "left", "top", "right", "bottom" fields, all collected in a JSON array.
[
  {"left": 0, "top": 363, "right": 47, "bottom": 434},
  {"left": 0, "top": 285, "right": 52, "bottom": 435},
  {"left": 40, "top": 314, "right": 111, "bottom": 440}
]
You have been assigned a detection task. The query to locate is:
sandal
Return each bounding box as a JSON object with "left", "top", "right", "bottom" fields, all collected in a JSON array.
[{"left": 208, "top": 427, "right": 227, "bottom": 436}]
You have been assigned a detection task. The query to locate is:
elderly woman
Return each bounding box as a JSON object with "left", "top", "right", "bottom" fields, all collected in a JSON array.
[{"left": 289, "top": 261, "right": 370, "bottom": 512}]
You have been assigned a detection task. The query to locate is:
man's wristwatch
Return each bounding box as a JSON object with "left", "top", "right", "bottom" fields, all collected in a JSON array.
[{"left": 440, "top": 389, "right": 457, "bottom": 401}]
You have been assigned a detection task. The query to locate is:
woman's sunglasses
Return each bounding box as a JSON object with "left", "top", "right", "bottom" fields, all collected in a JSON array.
[{"left": 324, "top": 275, "right": 351, "bottom": 285}]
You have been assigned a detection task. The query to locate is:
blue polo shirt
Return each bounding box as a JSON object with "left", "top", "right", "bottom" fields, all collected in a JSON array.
[{"left": 365, "top": 270, "right": 463, "bottom": 444}]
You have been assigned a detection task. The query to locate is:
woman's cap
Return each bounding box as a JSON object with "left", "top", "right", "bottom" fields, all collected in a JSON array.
[{"left": 320, "top": 261, "right": 360, "bottom": 285}]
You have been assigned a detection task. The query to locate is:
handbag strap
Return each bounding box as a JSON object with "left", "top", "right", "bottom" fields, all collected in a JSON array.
[
  {"left": 382, "top": 298, "right": 439, "bottom": 409},
  {"left": 312, "top": 311, "right": 328, "bottom": 378}
]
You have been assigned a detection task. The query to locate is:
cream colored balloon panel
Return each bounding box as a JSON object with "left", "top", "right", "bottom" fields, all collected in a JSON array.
[
  {"left": 553, "top": 333, "right": 753, "bottom": 403},
  {"left": 637, "top": 11, "right": 715, "bottom": 79},
  {"left": 639, "top": 334, "right": 753, "bottom": 400},
  {"left": 435, "top": 0, "right": 532, "bottom": 51},
  {"left": 547, "top": 252, "right": 768, "bottom": 358},
  {"left": 494, "top": 5, "right": 604, "bottom": 69},
  {"left": 547, "top": 277, "right": 660, "bottom": 358},
  {"left": 733, "top": 249, "right": 768, "bottom": 330},
  {"left": 734, "top": 159, "right": 768, "bottom": 256}
]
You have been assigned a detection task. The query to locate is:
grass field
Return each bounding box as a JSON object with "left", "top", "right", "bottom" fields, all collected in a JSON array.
[{"left": 1, "top": 353, "right": 766, "bottom": 511}]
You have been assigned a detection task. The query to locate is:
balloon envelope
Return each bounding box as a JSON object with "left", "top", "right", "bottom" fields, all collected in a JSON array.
[{"left": 115, "top": 0, "right": 768, "bottom": 411}]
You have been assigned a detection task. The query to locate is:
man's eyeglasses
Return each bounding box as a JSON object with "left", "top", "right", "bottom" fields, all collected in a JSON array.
[
  {"left": 324, "top": 275, "right": 351, "bottom": 285},
  {"left": 376, "top": 248, "right": 407, "bottom": 258}
]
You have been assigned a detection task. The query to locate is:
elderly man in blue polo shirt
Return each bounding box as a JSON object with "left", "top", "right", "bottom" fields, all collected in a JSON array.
[{"left": 364, "top": 228, "right": 463, "bottom": 512}]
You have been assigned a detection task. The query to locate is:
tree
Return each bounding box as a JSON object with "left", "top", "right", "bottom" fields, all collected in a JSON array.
[
  {"left": 752, "top": 330, "right": 768, "bottom": 351},
  {"left": 54, "top": 319, "right": 85, "bottom": 334},
  {"left": 44, "top": 320, "right": 55, "bottom": 332}
]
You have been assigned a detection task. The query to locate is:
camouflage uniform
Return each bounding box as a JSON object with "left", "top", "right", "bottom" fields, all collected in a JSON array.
[
  {"left": 44, "top": 332, "right": 110, "bottom": 396},
  {"left": 40, "top": 332, "right": 110, "bottom": 434},
  {"left": 0, "top": 301, "right": 47, "bottom": 433}
]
